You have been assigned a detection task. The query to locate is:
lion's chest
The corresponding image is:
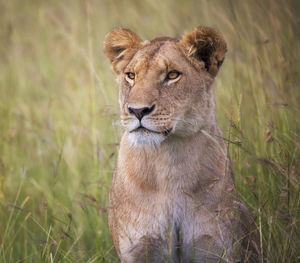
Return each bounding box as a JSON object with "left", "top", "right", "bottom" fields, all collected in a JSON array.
[{"left": 115, "top": 186, "right": 226, "bottom": 262}]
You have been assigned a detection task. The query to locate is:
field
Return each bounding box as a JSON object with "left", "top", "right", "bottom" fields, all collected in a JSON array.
[{"left": 0, "top": 0, "right": 299, "bottom": 262}]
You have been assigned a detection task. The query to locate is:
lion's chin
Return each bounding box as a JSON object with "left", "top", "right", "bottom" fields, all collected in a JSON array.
[{"left": 127, "top": 129, "right": 165, "bottom": 147}]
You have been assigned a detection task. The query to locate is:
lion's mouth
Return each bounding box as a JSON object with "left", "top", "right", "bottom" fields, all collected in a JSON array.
[{"left": 131, "top": 126, "right": 172, "bottom": 136}]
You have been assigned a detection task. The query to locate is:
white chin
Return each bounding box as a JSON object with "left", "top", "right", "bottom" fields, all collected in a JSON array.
[{"left": 127, "top": 131, "right": 165, "bottom": 146}]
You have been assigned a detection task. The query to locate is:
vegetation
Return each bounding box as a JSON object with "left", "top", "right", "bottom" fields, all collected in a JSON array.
[{"left": 0, "top": 0, "right": 299, "bottom": 262}]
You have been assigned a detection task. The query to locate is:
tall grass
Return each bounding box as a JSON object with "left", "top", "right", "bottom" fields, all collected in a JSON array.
[{"left": 0, "top": 0, "right": 299, "bottom": 262}]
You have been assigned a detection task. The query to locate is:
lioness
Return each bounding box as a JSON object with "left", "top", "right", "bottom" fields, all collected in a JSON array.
[{"left": 104, "top": 26, "right": 260, "bottom": 262}]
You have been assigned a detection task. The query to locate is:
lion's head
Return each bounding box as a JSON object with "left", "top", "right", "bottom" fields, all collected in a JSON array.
[{"left": 104, "top": 27, "right": 227, "bottom": 146}]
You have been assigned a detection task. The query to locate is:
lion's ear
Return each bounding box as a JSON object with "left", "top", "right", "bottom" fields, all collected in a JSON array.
[
  {"left": 104, "top": 28, "right": 142, "bottom": 74},
  {"left": 179, "top": 26, "right": 227, "bottom": 77}
]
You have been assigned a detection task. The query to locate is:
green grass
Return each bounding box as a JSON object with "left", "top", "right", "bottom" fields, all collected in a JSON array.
[{"left": 0, "top": 0, "right": 299, "bottom": 262}]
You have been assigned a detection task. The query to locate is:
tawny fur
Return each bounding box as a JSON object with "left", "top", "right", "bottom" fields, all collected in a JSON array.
[{"left": 104, "top": 26, "right": 260, "bottom": 262}]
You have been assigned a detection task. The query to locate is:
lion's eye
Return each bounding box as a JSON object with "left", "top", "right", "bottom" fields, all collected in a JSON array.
[
  {"left": 126, "top": 72, "right": 135, "bottom": 80},
  {"left": 167, "top": 71, "right": 181, "bottom": 80}
]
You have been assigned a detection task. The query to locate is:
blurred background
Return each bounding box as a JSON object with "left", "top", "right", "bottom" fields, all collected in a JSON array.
[{"left": 0, "top": 0, "right": 299, "bottom": 262}]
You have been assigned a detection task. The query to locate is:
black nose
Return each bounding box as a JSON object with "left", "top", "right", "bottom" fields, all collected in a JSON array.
[{"left": 128, "top": 105, "right": 155, "bottom": 121}]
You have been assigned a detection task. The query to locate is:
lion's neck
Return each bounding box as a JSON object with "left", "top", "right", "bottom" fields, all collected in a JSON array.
[{"left": 118, "top": 123, "right": 231, "bottom": 194}]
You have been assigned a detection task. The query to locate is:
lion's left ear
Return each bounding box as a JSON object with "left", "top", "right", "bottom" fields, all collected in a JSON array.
[{"left": 179, "top": 26, "right": 227, "bottom": 77}]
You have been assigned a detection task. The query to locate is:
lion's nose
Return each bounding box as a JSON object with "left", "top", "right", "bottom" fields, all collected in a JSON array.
[{"left": 128, "top": 105, "right": 155, "bottom": 121}]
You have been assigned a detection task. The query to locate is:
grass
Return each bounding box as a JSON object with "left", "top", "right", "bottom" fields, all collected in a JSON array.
[{"left": 0, "top": 0, "right": 299, "bottom": 262}]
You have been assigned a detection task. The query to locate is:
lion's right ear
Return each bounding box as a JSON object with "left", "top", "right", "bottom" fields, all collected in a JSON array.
[{"left": 104, "top": 28, "right": 142, "bottom": 74}]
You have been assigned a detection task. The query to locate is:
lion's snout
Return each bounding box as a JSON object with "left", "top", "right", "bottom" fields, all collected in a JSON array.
[{"left": 128, "top": 104, "right": 156, "bottom": 121}]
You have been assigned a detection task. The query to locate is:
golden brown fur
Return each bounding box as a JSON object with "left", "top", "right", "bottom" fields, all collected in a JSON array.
[{"left": 104, "top": 26, "right": 260, "bottom": 262}]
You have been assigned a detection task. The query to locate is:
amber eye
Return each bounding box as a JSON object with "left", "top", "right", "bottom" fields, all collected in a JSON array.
[
  {"left": 167, "top": 71, "right": 181, "bottom": 80},
  {"left": 126, "top": 72, "right": 135, "bottom": 80}
]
